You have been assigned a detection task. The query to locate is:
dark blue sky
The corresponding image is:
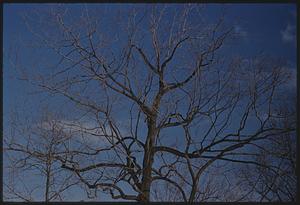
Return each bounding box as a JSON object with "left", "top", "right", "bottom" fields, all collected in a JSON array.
[
  {"left": 4, "top": 3, "right": 297, "bottom": 119},
  {"left": 3, "top": 3, "right": 297, "bottom": 202}
]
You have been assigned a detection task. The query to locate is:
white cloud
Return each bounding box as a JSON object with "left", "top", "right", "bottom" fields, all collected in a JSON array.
[
  {"left": 37, "top": 119, "right": 112, "bottom": 145},
  {"left": 233, "top": 25, "right": 248, "bottom": 38},
  {"left": 281, "top": 24, "right": 296, "bottom": 44}
]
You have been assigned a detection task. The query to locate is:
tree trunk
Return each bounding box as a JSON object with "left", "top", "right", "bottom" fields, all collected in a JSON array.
[
  {"left": 45, "top": 164, "right": 51, "bottom": 202},
  {"left": 139, "top": 120, "right": 157, "bottom": 202},
  {"left": 189, "top": 180, "right": 198, "bottom": 202}
]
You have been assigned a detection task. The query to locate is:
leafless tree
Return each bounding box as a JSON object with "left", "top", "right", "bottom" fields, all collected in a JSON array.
[
  {"left": 235, "top": 98, "right": 297, "bottom": 202},
  {"left": 5, "top": 4, "right": 296, "bottom": 202},
  {"left": 4, "top": 107, "right": 81, "bottom": 202}
]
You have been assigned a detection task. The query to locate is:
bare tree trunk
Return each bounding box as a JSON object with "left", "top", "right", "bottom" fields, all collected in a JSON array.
[
  {"left": 189, "top": 181, "right": 199, "bottom": 203},
  {"left": 139, "top": 119, "right": 157, "bottom": 202},
  {"left": 45, "top": 166, "right": 50, "bottom": 202}
]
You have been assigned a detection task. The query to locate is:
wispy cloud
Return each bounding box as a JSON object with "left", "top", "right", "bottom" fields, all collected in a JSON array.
[
  {"left": 38, "top": 119, "right": 112, "bottom": 145},
  {"left": 233, "top": 25, "right": 248, "bottom": 38},
  {"left": 281, "top": 23, "right": 296, "bottom": 44}
]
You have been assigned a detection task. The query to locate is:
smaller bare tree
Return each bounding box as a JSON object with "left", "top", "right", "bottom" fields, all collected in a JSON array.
[
  {"left": 4, "top": 107, "right": 81, "bottom": 202},
  {"left": 235, "top": 98, "right": 296, "bottom": 202}
]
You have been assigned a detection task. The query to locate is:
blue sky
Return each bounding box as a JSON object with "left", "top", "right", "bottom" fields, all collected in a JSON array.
[
  {"left": 3, "top": 3, "right": 297, "bottom": 120},
  {"left": 3, "top": 3, "right": 296, "bottom": 117},
  {"left": 3, "top": 3, "right": 297, "bottom": 202}
]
